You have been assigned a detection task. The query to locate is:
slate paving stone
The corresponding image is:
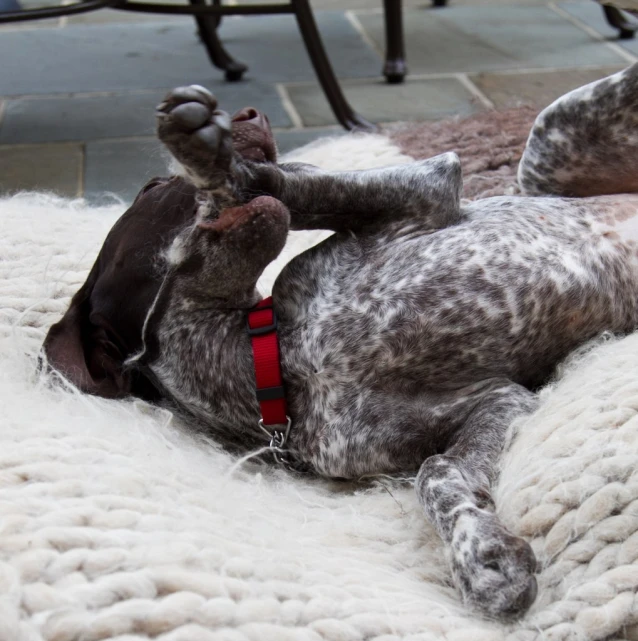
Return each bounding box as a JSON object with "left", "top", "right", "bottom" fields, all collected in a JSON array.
[
  {"left": 67, "top": 9, "right": 192, "bottom": 25},
  {"left": 287, "top": 77, "right": 483, "bottom": 127},
  {"left": 66, "top": 0, "right": 190, "bottom": 25},
  {"left": 0, "top": 143, "right": 82, "bottom": 196},
  {"left": 355, "top": 5, "right": 628, "bottom": 75},
  {"left": 214, "top": 12, "right": 380, "bottom": 82},
  {"left": 0, "top": 22, "right": 217, "bottom": 96},
  {"left": 0, "top": 14, "right": 60, "bottom": 28},
  {"left": 1, "top": 92, "right": 160, "bottom": 144},
  {"left": 0, "top": 83, "right": 291, "bottom": 144},
  {"left": 15, "top": 0, "right": 59, "bottom": 7},
  {"left": 0, "top": 12, "right": 379, "bottom": 97},
  {"left": 0, "top": 19, "right": 60, "bottom": 28},
  {"left": 473, "top": 65, "right": 626, "bottom": 109},
  {"left": 84, "top": 138, "right": 170, "bottom": 204},
  {"left": 558, "top": 0, "right": 638, "bottom": 55}
]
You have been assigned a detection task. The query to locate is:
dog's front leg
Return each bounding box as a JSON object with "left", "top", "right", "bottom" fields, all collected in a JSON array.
[
  {"left": 154, "top": 85, "right": 463, "bottom": 234},
  {"left": 416, "top": 382, "right": 538, "bottom": 619},
  {"left": 240, "top": 154, "right": 464, "bottom": 233}
]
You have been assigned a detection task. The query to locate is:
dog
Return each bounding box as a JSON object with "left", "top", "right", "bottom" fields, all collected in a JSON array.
[{"left": 43, "top": 63, "right": 638, "bottom": 620}]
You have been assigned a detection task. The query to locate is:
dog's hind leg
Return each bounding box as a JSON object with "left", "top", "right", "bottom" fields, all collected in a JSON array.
[
  {"left": 519, "top": 63, "right": 638, "bottom": 197},
  {"left": 415, "top": 381, "right": 538, "bottom": 619}
]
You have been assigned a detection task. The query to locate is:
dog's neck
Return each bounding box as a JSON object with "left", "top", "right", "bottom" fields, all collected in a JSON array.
[{"left": 146, "top": 302, "right": 271, "bottom": 451}]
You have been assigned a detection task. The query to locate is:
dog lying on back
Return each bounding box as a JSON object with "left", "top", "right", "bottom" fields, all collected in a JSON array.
[{"left": 43, "top": 64, "right": 638, "bottom": 619}]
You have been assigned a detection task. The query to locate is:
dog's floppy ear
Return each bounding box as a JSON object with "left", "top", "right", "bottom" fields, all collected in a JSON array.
[
  {"left": 42, "top": 175, "right": 198, "bottom": 399},
  {"left": 43, "top": 285, "right": 131, "bottom": 398}
]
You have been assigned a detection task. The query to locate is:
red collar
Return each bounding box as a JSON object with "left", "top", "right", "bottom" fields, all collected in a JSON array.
[{"left": 247, "top": 297, "right": 291, "bottom": 436}]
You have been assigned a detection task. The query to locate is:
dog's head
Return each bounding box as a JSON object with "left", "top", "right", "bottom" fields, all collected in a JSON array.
[{"left": 42, "top": 108, "right": 288, "bottom": 399}]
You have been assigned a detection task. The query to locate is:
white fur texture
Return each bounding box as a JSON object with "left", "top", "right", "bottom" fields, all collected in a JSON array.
[{"left": 0, "top": 134, "right": 637, "bottom": 641}]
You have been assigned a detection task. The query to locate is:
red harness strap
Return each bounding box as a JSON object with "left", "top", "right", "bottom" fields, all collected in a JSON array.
[{"left": 247, "top": 296, "right": 288, "bottom": 427}]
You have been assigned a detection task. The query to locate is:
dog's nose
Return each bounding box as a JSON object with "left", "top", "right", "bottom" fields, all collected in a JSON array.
[
  {"left": 232, "top": 107, "right": 270, "bottom": 131},
  {"left": 232, "top": 107, "right": 258, "bottom": 122}
]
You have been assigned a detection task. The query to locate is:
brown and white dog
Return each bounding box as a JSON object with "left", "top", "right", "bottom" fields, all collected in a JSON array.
[{"left": 43, "top": 64, "right": 638, "bottom": 619}]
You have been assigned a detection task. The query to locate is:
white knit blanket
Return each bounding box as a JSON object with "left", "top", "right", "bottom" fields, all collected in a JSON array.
[{"left": 1, "top": 135, "right": 637, "bottom": 641}]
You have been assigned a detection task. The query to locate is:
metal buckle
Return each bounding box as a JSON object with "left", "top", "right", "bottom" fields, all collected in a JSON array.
[{"left": 258, "top": 415, "right": 293, "bottom": 467}]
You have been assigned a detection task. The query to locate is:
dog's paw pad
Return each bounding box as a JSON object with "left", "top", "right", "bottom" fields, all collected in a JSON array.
[
  {"left": 156, "top": 86, "right": 233, "bottom": 187},
  {"left": 156, "top": 86, "right": 220, "bottom": 133},
  {"left": 164, "top": 102, "right": 212, "bottom": 131},
  {"left": 451, "top": 514, "right": 538, "bottom": 619}
]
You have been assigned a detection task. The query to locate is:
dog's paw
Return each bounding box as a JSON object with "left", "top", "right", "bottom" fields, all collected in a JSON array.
[
  {"left": 450, "top": 512, "right": 537, "bottom": 620},
  {"left": 156, "top": 85, "right": 233, "bottom": 188}
]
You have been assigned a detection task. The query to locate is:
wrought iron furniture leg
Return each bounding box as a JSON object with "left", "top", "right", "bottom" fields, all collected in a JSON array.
[
  {"left": 189, "top": 0, "right": 248, "bottom": 81},
  {"left": 292, "top": 0, "right": 377, "bottom": 131},
  {"left": 382, "top": 0, "right": 406, "bottom": 84},
  {"left": 603, "top": 4, "right": 637, "bottom": 39}
]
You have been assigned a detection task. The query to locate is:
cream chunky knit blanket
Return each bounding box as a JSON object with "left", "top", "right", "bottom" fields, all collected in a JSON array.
[{"left": 1, "top": 133, "right": 637, "bottom": 641}]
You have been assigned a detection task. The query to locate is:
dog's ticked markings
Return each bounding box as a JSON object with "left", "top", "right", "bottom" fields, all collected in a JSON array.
[{"left": 44, "top": 65, "right": 638, "bottom": 619}]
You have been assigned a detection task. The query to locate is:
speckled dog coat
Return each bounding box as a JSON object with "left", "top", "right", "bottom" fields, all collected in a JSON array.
[{"left": 43, "top": 64, "right": 638, "bottom": 620}]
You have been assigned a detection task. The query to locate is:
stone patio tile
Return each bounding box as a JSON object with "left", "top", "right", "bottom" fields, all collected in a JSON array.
[
  {"left": 0, "top": 19, "right": 60, "bottom": 29},
  {"left": 472, "top": 65, "right": 626, "bottom": 109},
  {"left": 1, "top": 92, "right": 160, "bottom": 144},
  {"left": 67, "top": 9, "right": 191, "bottom": 25},
  {"left": 0, "top": 83, "right": 291, "bottom": 144},
  {"left": 287, "top": 76, "right": 483, "bottom": 127},
  {"left": 0, "top": 143, "right": 82, "bottom": 196},
  {"left": 218, "top": 12, "right": 381, "bottom": 82},
  {"left": 66, "top": 0, "right": 192, "bottom": 24},
  {"left": 355, "top": 5, "right": 628, "bottom": 75},
  {"left": 17, "top": 0, "right": 63, "bottom": 6},
  {"left": 0, "top": 12, "right": 379, "bottom": 97},
  {"left": 0, "top": 22, "right": 216, "bottom": 96},
  {"left": 274, "top": 126, "right": 343, "bottom": 155},
  {"left": 84, "top": 138, "right": 170, "bottom": 204},
  {"left": 558, "top": 0, "right": 638, "bottom": 56}
]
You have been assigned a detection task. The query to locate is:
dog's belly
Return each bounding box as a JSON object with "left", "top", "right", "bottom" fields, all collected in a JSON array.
[{"left": 275, "top": 194, "right": 638, "bottom": 476}]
